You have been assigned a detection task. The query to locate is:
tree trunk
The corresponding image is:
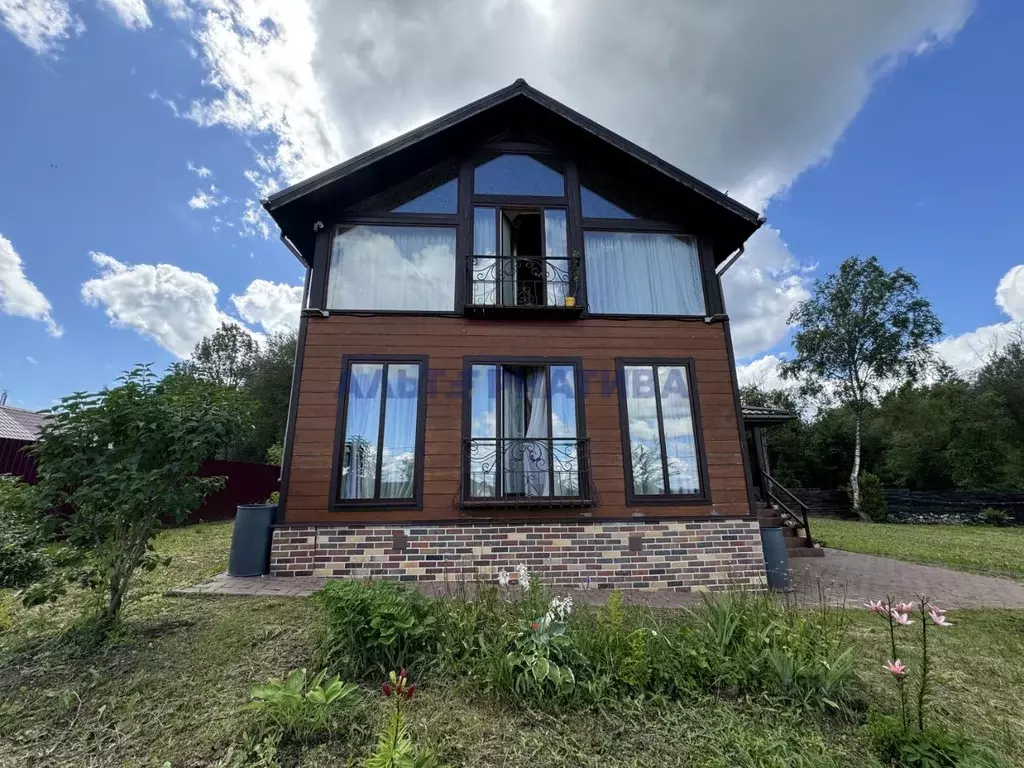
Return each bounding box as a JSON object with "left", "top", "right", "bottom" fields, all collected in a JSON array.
[{"left": 850, "top": 412, "right": 865, "bottom": 520}]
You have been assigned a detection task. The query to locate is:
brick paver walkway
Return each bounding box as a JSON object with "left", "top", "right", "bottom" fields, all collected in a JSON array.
[{"left": 169, "top": 549, "right": 1024, "bottom": 609}]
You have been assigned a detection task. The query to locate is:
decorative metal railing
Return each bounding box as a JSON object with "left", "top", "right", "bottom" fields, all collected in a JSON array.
[
  {"left": 458, "top": 437, "right": 596, "bottom": 509},
  {"left": 466, "top": 254, "right": 583, "bottom": 310},
  {"left": 762, "top": 470, "right": 814, "bottom": 547}
]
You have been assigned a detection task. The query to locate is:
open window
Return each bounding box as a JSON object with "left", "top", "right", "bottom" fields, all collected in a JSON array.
[{"left": 462, "top": 360, "right": 593, "bottom": 508}]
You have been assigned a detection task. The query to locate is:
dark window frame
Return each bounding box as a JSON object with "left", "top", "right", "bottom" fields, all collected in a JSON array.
[
  {"left": 460, "top": 355, "right": 590, "bottom": 505},
  {"left": 330, "top": 354, "right": 429, "bottom": 511},
  {"left": 615, "top": 357, "right": 711, "bottom": 507}
]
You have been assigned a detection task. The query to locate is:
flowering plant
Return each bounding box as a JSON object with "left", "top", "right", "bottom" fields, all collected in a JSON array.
[
  {"left": 865, "top": 595, "right": 953, "bottom": 733},
  {"left": 366, "top": 669, "right": 439, "bottom": 768}
]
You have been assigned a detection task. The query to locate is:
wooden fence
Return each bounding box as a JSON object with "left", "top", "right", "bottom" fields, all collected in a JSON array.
[{"left": 798, "top": 487, "right": 1024, "bottom": 525}]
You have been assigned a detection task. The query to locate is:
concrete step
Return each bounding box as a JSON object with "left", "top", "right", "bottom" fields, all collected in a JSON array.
[{"left": 788, "top": 546, "right": 825, "bottom": 558}]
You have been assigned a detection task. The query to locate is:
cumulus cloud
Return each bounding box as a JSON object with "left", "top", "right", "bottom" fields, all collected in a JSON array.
[
  {"left": 81, "top": 252, "right": 239, "bottom": 357},
  {"left": 188, "top": 185, "right": 227, "bottom": 209},
  {"left": 230, "top": 279, "right": 302, "bottom": 334},
  {"left": 0, "top": 232, "right": 62, "bottom": 336},
  {"left": 0, "top": 0, "right": 84, "bottom": 54},
  {"left": 97, "top": 0, "right": 150, "bottom": 29},
  {"left": 187, "top": 160, "right": 213, "bottom": 178},
  {"left": 736, "top": 354, "right": 790, "bottom": 392}
]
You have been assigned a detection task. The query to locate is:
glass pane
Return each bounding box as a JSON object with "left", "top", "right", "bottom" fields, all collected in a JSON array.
[
  {"left": 585, "top": 232, "right": 705, "bottom": 316},
  {"left": 474, "top": 154, "right": 564, "bottom": 196},
  {"left": 544, "top": 209, "right": 569, "bottom": 306},
  {"left": 550, "top": 365, "right": 579, "bottom": 497},
  {"left": 379, "top": 364, "right": 420, "bottom": 499},
  {"left": 469, "top": 365, "right": 497, "bottom": 497},
  {"left": 658, "top": 365, "right": 701, "bottom": 494},
  {"left": 340, "top": 363, "right": 383, "bottom": 499},
  {"left": 623, "top": 365, "right": 666, "bottom": 495},
  {"left": 392, "top": 178, "right": 458, "bottom": 213},
  {"left": 581, "top": 186, "right": 636, "bottom": 218},
  {"left": 472, "top": 208, "right": 497, "bottom": 306},
  {"left": 327, "top": 226, "right": 456, "bottom": 311}
]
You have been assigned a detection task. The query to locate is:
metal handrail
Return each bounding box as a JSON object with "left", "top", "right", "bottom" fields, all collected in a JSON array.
[
  {"left": 466, "top": 253, "right": 582, "bottom": 309},
  {"left": 761, "top": 470, "right": 813, "bottom": 547}
]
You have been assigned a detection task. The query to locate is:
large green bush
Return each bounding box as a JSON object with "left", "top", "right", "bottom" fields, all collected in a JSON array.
[
  {"left": 315, "top": 580, "right": 437, "bottom": 679},
  {"left": 0, "top": 475, "right": 51, "bottom": 589},
  {"left": 854, "top": 473, "right": 888, "bottom": 522}
]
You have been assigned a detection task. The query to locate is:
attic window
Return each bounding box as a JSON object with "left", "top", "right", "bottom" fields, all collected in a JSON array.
[
  {"left": 580, "top": 186, "right": 636, "bottom": 219},
  {"left": 474, "top": 154, "right": 564, "bottom": 197},
  {"left": 391, "top": 177, "right": 458, "bottom": 214}
]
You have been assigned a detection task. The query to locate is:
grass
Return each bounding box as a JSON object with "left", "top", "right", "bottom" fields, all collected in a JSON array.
[
  {"left": 1, "top": 521, "right": 1022, "bottom": 766},
  {"left": 812, "top": 517, "right": 1024, "bottom": 581}
]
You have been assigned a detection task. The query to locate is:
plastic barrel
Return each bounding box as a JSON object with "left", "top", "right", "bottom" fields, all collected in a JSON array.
[
  {"left": 760, "top": 526, "right": 793, "bottom": 592},
  {"left": 227, "top": 503, "right": 278, "bottom": 577}
]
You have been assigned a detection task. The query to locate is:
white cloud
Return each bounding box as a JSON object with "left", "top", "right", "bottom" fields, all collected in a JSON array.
[
  {"left": 81, "top": 252, "right": 239, "bottom": 357},
  {"left": 0, "top": 0, "right": 84, "bottom": 55},
  {"left": 736, "top": 354, "right": 790, "bottom": 392},
  {"left": 0, "top": 232, "right": 62, "bottom": 337},
  {"left": 230, "top": 279, "right": 302, "bottom": 334},
  {"left": 188, "top": 185, "right": 227, "bottom": 209},
  {"left": 187, "top": 160, "right": 213, "bottom": 178},
  {"left": 26, "top": 356, "right": 38, "bottom": 365},
  {"left": 156, "top": 0, "right": 189, "bottom": 21},
  {"left": 995, "top": 265, "right": 1024, "bottom": 322},
  {"left": 97, "top": 0, "right": 150, "bottom": 29}
]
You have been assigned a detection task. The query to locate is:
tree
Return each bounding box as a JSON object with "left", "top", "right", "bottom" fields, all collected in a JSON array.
[
  {"left": 173, "top": 322, "right": 259, "bottom": 388},
  {"left": 31, "top": 365, "right": 252, "bottom": 627},
  {"left": 781, "top": 256, "right": 941, "bottom": 518}
]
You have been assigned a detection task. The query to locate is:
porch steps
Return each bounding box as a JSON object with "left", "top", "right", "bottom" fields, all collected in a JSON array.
[{"left": 757, "top": 505, "right": 824, "bottom": 558}]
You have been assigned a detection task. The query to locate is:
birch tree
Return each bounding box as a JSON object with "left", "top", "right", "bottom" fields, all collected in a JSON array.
[{"left": 781, "top": 257, "right": 940, "bottom": 519}]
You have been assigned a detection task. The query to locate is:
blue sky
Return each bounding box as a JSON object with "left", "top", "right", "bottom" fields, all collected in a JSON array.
[{"left": 1, "top": 0, "right": 1021, "bottom": 409}]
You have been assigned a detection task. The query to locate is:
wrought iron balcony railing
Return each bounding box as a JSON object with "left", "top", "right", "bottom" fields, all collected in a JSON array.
[
  {"left": 465, "top": 254, "right": 584, "bottom": 313},
  {"left": 458, "top": 437, "right": 596, "bottom": 510}
]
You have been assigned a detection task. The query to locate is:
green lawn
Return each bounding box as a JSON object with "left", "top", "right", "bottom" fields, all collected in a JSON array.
[
  {"left": 812, "top": 518, "right": 1024, "bottom": 581},
  {"left": 2, "top": 522, "right": 1023, "bottom": 766}
]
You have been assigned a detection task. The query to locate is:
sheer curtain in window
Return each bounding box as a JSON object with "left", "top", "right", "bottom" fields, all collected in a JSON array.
[
  {"left": 544, "top": 210, "right": 569, "bottom": 307},
  {"left": 584, "top": 232, "right": 705, "bottom": 315},
  {"left": 341, "top": 364, "right": 383, "bottom": 499},
  {"left": 379, "top": 364, "right": 420, "bottom": 499}
]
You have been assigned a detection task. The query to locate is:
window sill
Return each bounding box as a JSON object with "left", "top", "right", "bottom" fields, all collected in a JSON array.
[{"left": 624, "top": 494, "right": 710, "bottom": 507}]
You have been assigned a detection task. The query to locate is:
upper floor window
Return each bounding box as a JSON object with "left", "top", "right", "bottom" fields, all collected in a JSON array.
[
  {"left": 584, "top": 232, "right": 705, "bottom": 316},
  {"left": 474, "top": 154, "right": 565, "bottom": 197},
  {"left": 327, "top": 225, "right": 456, "bottom": 311},
  {"left": 391, "top": 177, "right": 458, "bottom": 214},
  {"left": 580, "top": 185, "right": 636, "bottom": 219}
]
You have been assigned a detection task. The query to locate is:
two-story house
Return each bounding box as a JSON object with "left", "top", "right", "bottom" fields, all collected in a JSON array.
[{"left": 261, "top": 79, "right": 781, "bottom": 591}]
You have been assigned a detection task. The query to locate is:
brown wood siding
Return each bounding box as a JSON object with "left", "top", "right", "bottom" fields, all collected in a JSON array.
[{"left": 284, "top": 315, "right": 750, "bottom": 524}]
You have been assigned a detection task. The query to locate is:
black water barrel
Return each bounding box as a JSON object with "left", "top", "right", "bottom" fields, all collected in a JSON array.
[
  {"left": 227, "top": 503, "right": 277, "bottom": 577},
  {"left": 760, "top": 527, "right": 793, "bottom": 592}
]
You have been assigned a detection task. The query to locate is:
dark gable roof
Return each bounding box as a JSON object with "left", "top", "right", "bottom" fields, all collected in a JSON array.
[
  {"left": 263, "top": 79, "right": 763, "bottom": 267},
  {"left": 0, "top": 405, "right": 45, "bottom": 442}
]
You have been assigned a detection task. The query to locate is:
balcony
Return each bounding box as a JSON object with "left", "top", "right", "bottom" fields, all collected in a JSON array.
[
  {"left": 464, "top": 254, "right": 584, "bottom": 316},
  {"left": 458, "top": 437, "right": 596, "bottom": 510}
]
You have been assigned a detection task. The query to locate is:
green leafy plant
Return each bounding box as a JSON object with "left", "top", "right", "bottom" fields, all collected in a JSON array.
[
  {"left": 316, "top": 580, "right": 436, "bottom": 679},
  {"left": 266, "top": 491, "right": 280, "bottom": 505},
  {"left": 855, "top": 473, "right": 888, "bottom": 522},
  {"left": 27, "top": 366, "right": 252, "bottom": 627},
  {"left": 366, "top": 669, "right": 440, "bottom": 768},
  {"left": 246, "top": 668, "right": 359, "bottom": 742},
  {"left": 867, "top": 714, "right": 1007, "bottom": 768},
  {"left": 0, "top": 475, "right": 53, "bottom": 589},
  {"left": 980, "top": 507, "right": 1010, "bottom": 527}
]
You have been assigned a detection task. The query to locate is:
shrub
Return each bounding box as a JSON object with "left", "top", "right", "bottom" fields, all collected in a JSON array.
[
  {"left": 854, "top": 473, "right": 888, "bottom": 522},
  {"left": 980, "top": 507, "right": 1010, "bottom": 527},
  {"left": 0, "top": 475, "right": 52, "bottom": 589},
  {"left": 316, "top": 580, "right": 436, "bottom": 679},
  {"left": 867, "top": 714, "right": 1007, "bottom": 768},
  {"left": 246, "top": 668, "right": 360, "bottom": 743}
]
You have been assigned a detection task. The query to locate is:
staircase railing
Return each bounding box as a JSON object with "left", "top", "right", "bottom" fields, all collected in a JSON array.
[{"left": 761, "top": 470, "right": 813, "bottom": 547}]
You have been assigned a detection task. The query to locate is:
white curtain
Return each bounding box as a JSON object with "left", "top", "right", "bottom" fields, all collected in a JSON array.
[
  {"left": 523, "top": 368, "right": 550, "bottom": 497},
  {"left": 379, "top": 364, "right": 420, "bottom": 499},
  {"left": 658, "top": 365, "right": 700, "bottom": 494},
  {"left": 501, "top": 369, "right": 525, "bottom": 494},
  {"left": 584, "top": 232, "right": 706, "bottom": 315},
  {"left": 472, "top": 208, "right": 496, "bottom": 306},
  {"left": 341, "top": 364, "right": 383, "bottom": 499},
  {"left": 544, "top": 210, "right": 569, "bottom": 307},
  {"left": 327, "top": 225, "right": 456, "bottom": 311}
]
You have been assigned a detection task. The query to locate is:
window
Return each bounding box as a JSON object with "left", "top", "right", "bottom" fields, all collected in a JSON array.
[
  {"left": 336, "top": 358, "right": 426, "bottom": 505},
  {"left": 464, "top": 360, "right": 590, "bottom": 505},
  {"left": 618, "top": 360, "right": 707, "bottom": 503},
  {"left": 391, "top": 177, "right": 458, "bottom": 214},
  {"left": 584, "top": 232, "right": 705, "bottom": 316},
  {"left": 327, "top": 225, "right": 456, "bottom": 311},
  {"left": 474, "top": 154, "right": 565, "bottom": 196},
  {"left": 580, "top": 185, "right": 636, "bottom": 218},
  {"left": 469, "top": 206, "right": 574, "bottom": 308}
]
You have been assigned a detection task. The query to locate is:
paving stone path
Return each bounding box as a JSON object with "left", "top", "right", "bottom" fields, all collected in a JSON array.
[{"left": 170, "top": 549, "right": 1024, "bottom": 610}]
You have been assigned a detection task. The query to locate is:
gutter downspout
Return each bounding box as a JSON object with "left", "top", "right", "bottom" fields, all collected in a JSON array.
[{"left": 716, "top": 244, "right": 745, "bottom": 277}]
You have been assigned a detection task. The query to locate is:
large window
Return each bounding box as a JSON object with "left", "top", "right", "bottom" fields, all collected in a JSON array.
[
  {"left": 464, "top": 360, "right": 590, "bottom": 504},
  {"left": 584, "top": 232, "right": 706, "bottom": 316},
  {"left": 336, "top": 358, "right": 426, "bottom": 506},
  {"left": 617, "top": 359, "right": 707, "bottom": 504},
  {"left": 474, "top": 154, "right": 565, "bottom": 196},
  {"left": 327, "top": 225, "right": 456, "bottom": 311}
]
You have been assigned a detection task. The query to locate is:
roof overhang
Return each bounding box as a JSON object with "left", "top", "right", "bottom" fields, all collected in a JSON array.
[{"left": 264, "top": 79, "right": 764, "bottom": 268}]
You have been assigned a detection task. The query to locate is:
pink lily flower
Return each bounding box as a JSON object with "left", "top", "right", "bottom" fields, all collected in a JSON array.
[
  {"left": 896, "top": 601, "right": 915, "bottom": 613},
  {"left": 891, "top": 610, "right": 914, "bottom": 626},
  {"left": 864, "top": 600, "right": 887, "bottom": 615},
  {"left": 929, "top": 607, "right": 952, "bottom": 627},
  {"left": 884, "top": 659, "right": 908, "bottom": 677}
]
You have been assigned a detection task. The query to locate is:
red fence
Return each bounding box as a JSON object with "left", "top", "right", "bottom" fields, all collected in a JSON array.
[{"left": 1, "top": 442, "right": 279, "bottom": 524}]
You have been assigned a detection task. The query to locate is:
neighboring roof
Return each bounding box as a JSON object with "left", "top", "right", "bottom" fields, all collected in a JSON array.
[
  {"left": 263, "top": 78, "right": 763, "bottom": 267},
  {"left": 0, "top": 405, "right": 44, "bottom": 442},
  {"left": 741, "top": 404, "right": 795, "bottom": 425}
]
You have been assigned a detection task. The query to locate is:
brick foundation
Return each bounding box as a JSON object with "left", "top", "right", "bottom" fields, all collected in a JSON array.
[{"left": 270, "top": 519, "right": 766, "bottom": 592}]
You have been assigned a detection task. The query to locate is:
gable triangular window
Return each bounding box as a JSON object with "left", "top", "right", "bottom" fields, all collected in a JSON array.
[
  {"left": 391, "top": 177, "right": 458, "bottom": 214},
  {"left": 580, "top": 185, "right": 637, "bottom": 219}
]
